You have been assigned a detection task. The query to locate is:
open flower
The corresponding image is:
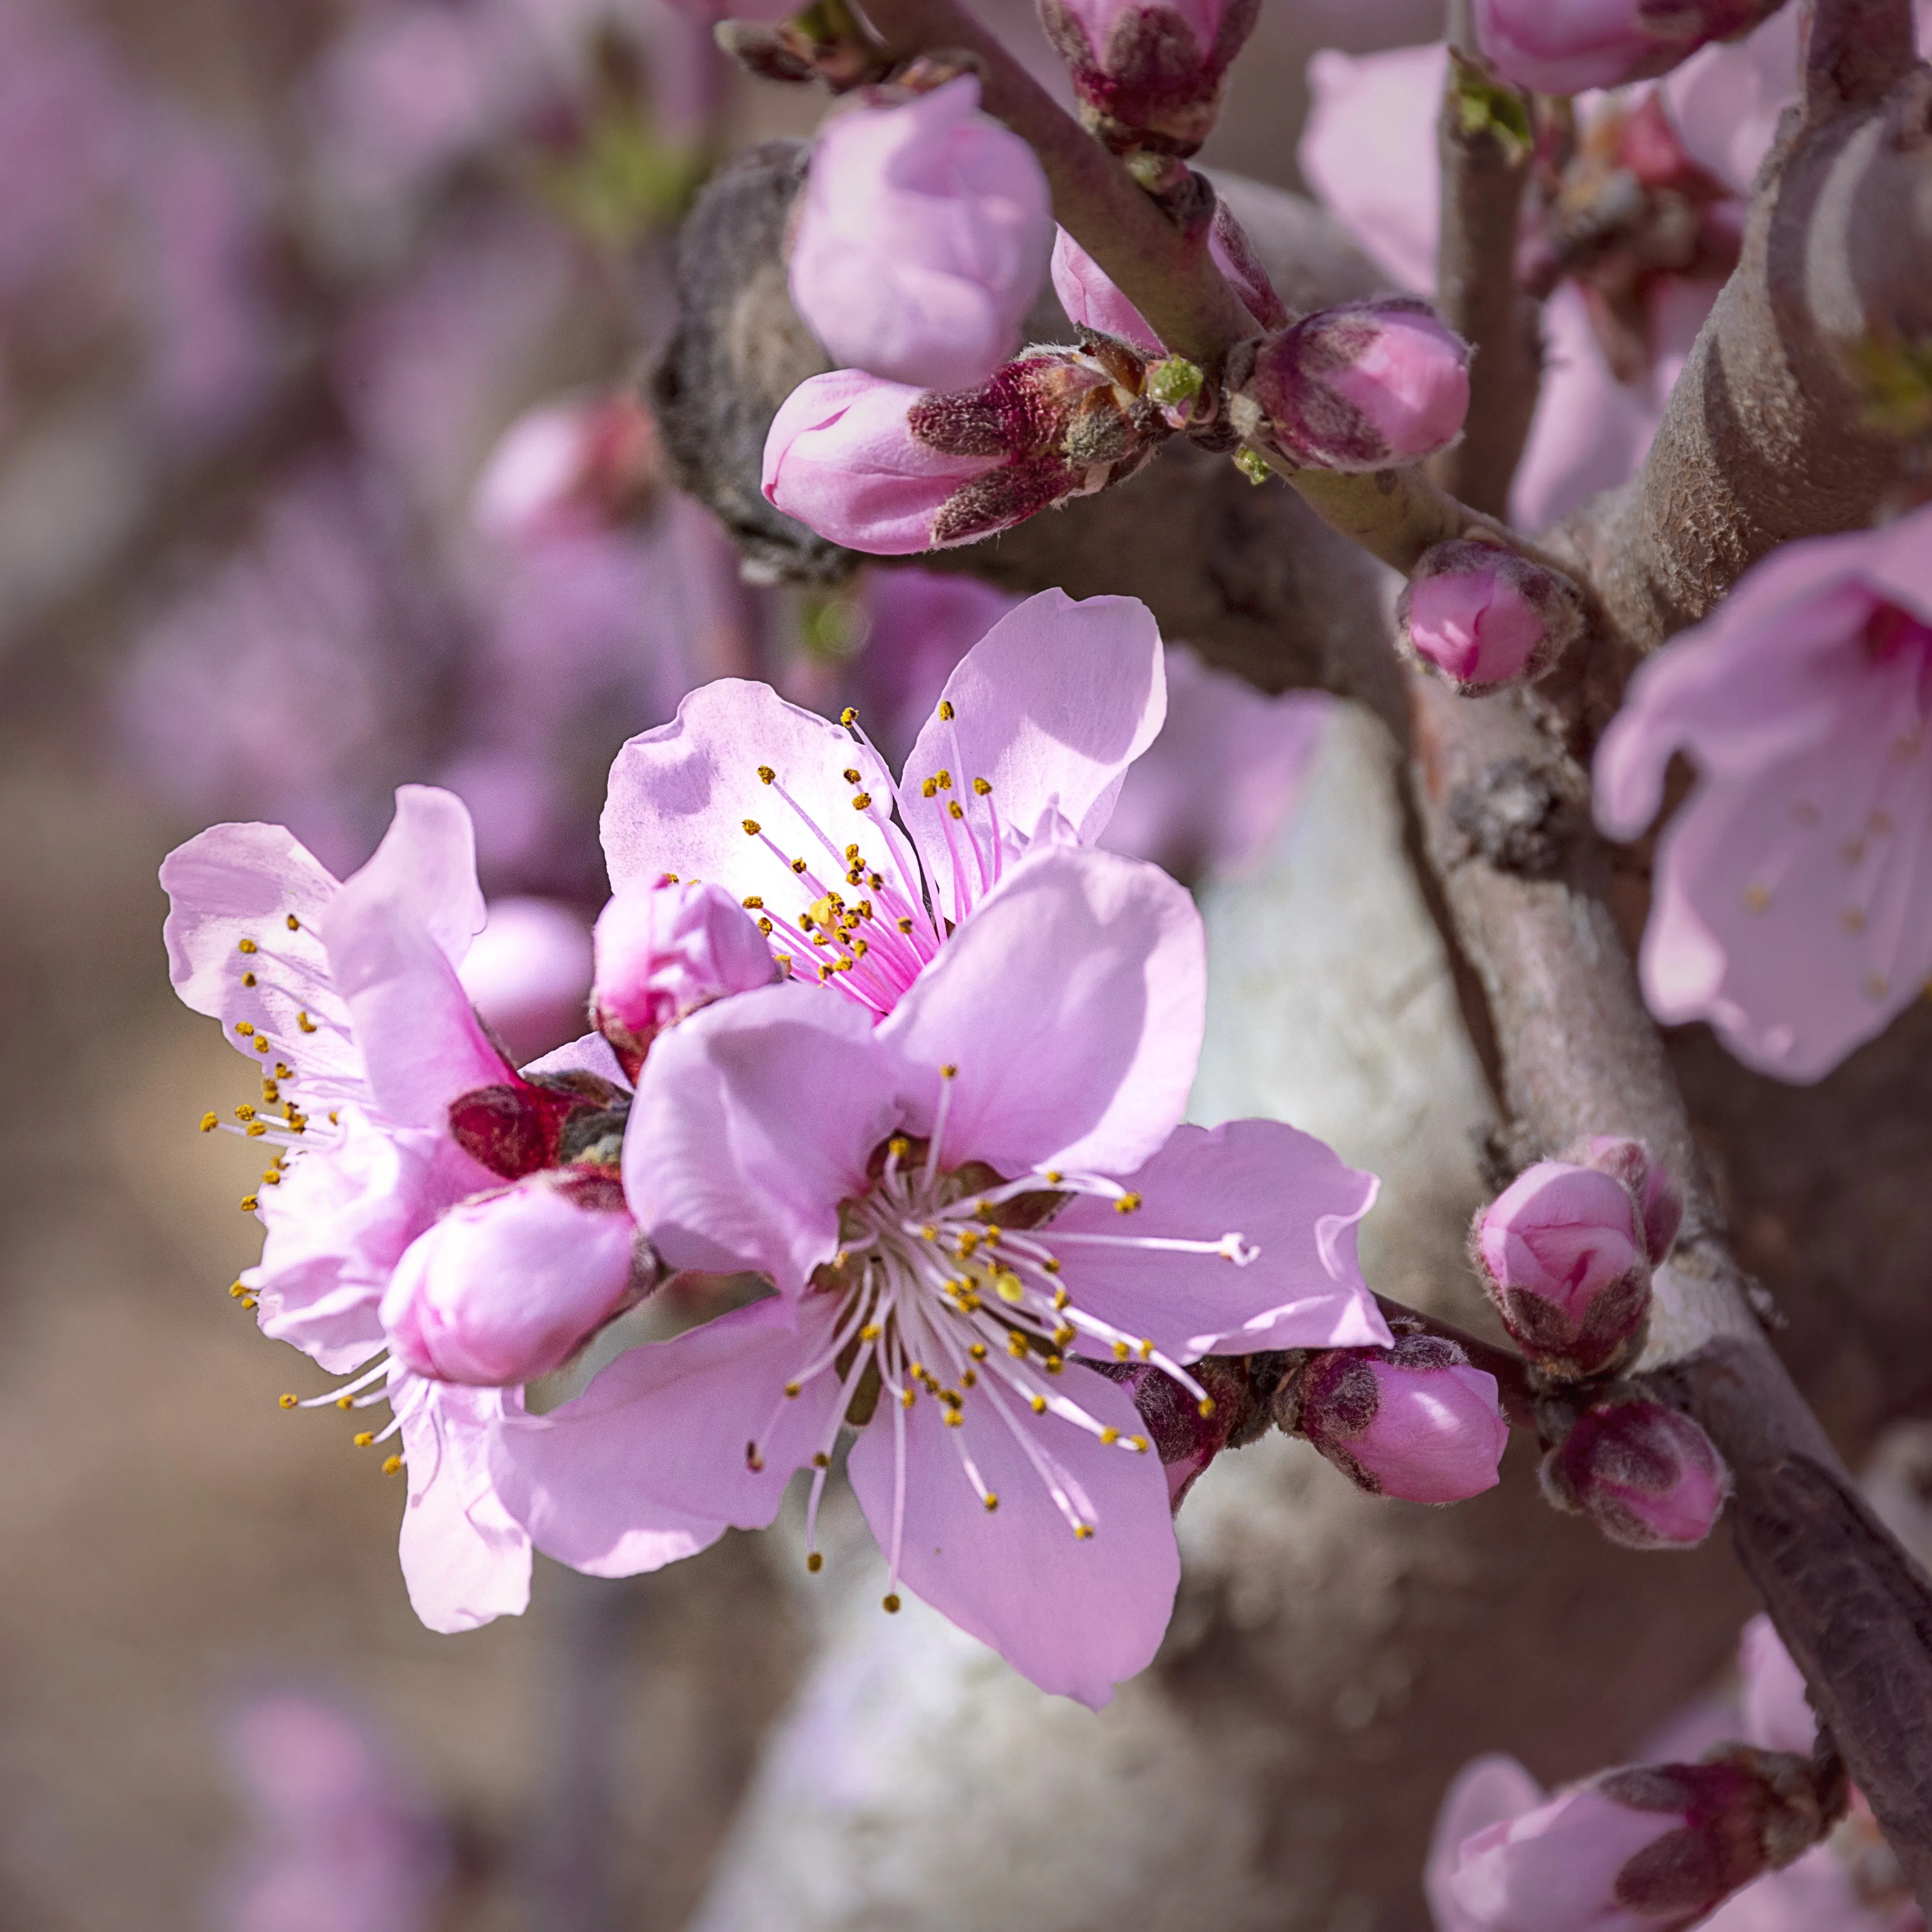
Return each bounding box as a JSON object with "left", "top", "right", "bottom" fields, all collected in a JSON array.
[
  {"left": 1594, "top": 505, "right": 1932, "bottom": 1081},
  {"left": 162, "top": 786, "right": 710, "bottom": 1630},
  {"left": 600, "top": 587, "right": 1166, "bottom": 1019},
  {"left": 492, "top": 842, "right": 1389, "bottom": 1705}
]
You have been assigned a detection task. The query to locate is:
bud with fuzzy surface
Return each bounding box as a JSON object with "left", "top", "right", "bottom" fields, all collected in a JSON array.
[
  {"left": 1400, "top": 541, "right": 1582, "bottom": 693},
  {"left": 1277, "top": 1333, "right": 1509, "bottom": 1504},
  {"left": 1228, "top": 299, "right": 1471, "bottom": 472},
  {"left": 1565, "top": 1135, "right": 1683, "bottom": 1267},
  {"left": 1542, "top": 1396, "right": 1731, "bottom": 1549}
]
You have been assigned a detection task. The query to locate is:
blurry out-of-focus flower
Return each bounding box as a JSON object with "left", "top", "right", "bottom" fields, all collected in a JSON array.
[
  {"left": 458, "top": 896, "right": 595, "bottom": 1065},
  {"left": 471, "top": 391, "right": 660, "bottom": 543},
  {"left": 217, "top": 1690, "right": 448, "bottom": 1932}
]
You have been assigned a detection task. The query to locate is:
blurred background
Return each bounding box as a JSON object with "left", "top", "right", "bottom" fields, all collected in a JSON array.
[{"left": 0, "top": 0, "right": 1446, "bottom": 1924}]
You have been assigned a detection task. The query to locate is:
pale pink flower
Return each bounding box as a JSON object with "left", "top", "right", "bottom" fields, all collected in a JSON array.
[
  {"left": 1289, "top": 1335, "right": 1510, "bottom": 1504},
  {"left": 492, "top": 841, "right": 1389, "bottom": 1703},
  {"left": 1427, "top": 1756, "right": 1550, "bottom": 1932},
  {"left": 457, "top": 896, "right": 594, "bottom": 1067},
  {"left": 1738, "top": 1615, "right": 1815, "bottom": 1757},
  {"left": 788, "top": 76, "right": 1052, "bottom": 391},
  {"left": 1594, "top": 505, "right": 1932, "bottom": 1082},
  {"left": 599, "top": 587, "right": 1168, "bottom": 1019},
  {"left": 162, "top": 787, "right": 699, "bottom": 1629},
  {"left": 762, "top": 369, "right": 1003, "bottom": 554},
  {"left": 1473, "top": 0, "right": 1770, "bottom": 97}
]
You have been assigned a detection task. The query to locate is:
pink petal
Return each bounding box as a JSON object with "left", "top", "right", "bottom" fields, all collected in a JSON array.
[
  {"left": 600, "top": 676, "right": 919, "bottom": 932},
  {"left": 1426, "top": 1755, "right": 1547, "bottom": 1932},
  {"left": 348, "top": 784, "right": 488, "bottom": 967},
  {"left": 623, "top": 982, "right": 910, "bottom": 1289},
  {"left": 394, "top": 1381, "right": 532, "bottom": 1634},
  {"left": 489, "top": 1295, "right": 847, "bottom": 1572},
  {"left": 1049, "top": 1119, "right": 1391, "bottom": 1360},
  {"left": 897, "top": 588, "right": 1165, "bottom": 912},
  {"left": 881, "top": 844, "right": 1204, "bottom": 1179},
  {"left": 845, "top": 1360, "right": 1179, "bottom": 1707}
]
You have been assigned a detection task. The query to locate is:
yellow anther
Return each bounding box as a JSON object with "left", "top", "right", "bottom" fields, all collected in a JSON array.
[
  {"left": 807, "top": 1551, "right": 824, "bottom": 1573},
  {"left": 1114, "top": 1192, "right": 1143, "bottom": 1214},
  {"left": 882, "top": 1592, "right": 901, "bottom": 1612},
  {"left": 940, "top": 1063, "right": 957, "bottom": 1080},
  {"left": 1030, "top": 1394, "right": 1048, "bottom": 1414},
  {"left": 236, "top": 1101, "right": 258, "bottom": 1119},
  {"left": 842, "top": 767, "right": 861, "bottom": 784},
  {"left": 1045, "top": 1356, "right": 1065, "bottom": 1376},
  {"left": 241, "top": 971, "right": 257, "bottom": 987},
  {"left": 245, "top": 1122, "right": 267, "bottom": 1138},
  {"left": 921, "top": 777, "right": 938, "bottom": 798},
  {"left": 746, "top": 1443, "right": 766, "bottom": 1471},
  {"left": 254, "top": 1037, "right": 270, "bottom": 1053},
  {"left": 812, "top": 1451, "right": 830, "bottom": 1468},
  {"left": 240, "top": 1294, "right": 258, "bottom": 1310},
  {"left": 285, "top": 913, "right": 300, "bottom": 931},
  {"left": 943, "top": 1409, "right": 964, "bottom": 1428},
  {"left": 228, "top": 1280, "right": 247, "bottom": 1298},
  {"left": 860, "top": 1323, "right": 882, "bottom": 1342},
  {"left": 757, "top": 765, "right": 775, "bottom": 783},
  {"left": 743, "top": 895, "right": 764, "bottom": 909},
  {"left": 852, "top": 792, "right": 872, "bottom": 810},
  {"left": 968, "top": 1341, "right": 988, "bottom": 1361},
  {"left": 897, "top": 917, "right": 914, "bottom": 934},
  {"left": 1044, "top": 1170, "right": 1063, "bottom": 1184},
  {"left": 900, "top": 1387, "right": 915, "bottom": 1408},
  {"left": 1130, "top": 1435, "right": 1150, "bottom": 1453},
  {"left": 973, "top": 777, "right": 991, "bottom": 796},
  {"left": 791, "top": 857, "right": 808, "bottom": 874},
  {"left": 200, "top": 1112, "right": 219, "bottom": 1133},
  {"left": 983, "top": 1493, "right": 999, "bottom": 1512},
  {"left": 278, "top": 1393, "right": 298, "bottom": 1409},
  {"left": 840, "top": 706, "right": 858, "bottom": 726},
  {"left": 296, "top": 1014, "right": 316, "bottom": 1034},
  {"left": 1100, "top": 1426, "right": 1121, "bottom": 1445},
  {"left": 237, "top": 938, "right": 257, "bottom": 954},
  {"left": 382, "top": 1455, "right": 404, "bottom": 1476},
  {"left": 1743, "top": 883, "right": 1771, "bottom": 913},
  {"left": 1008, "top": 1333, "right": 1029, "bottom": 1359},
  {"left": 1198, "top": 1396, "right": 1217, "bottom": 1418},
  {"left": 1074, "top": 1524, "right": 1094, "bottom": 1540},
  {"left": 335, "top": 1395, "right": 353, "bottom": 1410},
  {"left": 947, "top": 800, "right": 963, "bottom": 819},
  {"left": 1052, "top": 1287, "right": 1069, "bottom": 1310},
  {"left": 276, "top": 1064, "right": 293, "bottom": 1078},
  {"left": 845, "top": 843, "right": 861, "bottom": 860},
  {"left": 1139, "top": 1337, "right": 1154, "bottom": 1359},
  {"left": 241, "top": 1195, "right": 258, "bottom": 1212},
  {"left": 1053, "top": 1324, "right": 1075, "bottom": 1348},
  {"left": 1043, "top": 1258, "right": 1061, "bottom": 1275},
  {"left": 961, "top": 1368, "right": 977, "bottom": 1388},
  {"left": 955, "top": 1229, "right": 980, "bottom": 1257},
  {"left": 889, "top": 1136, "right": 910, "bottom": 1159},
  {"left": 353, "top": 1431, "right": 375, "bottom": 1448},
  {"left": 869, "top": 872, "right": 884, "bottom": 889},
  {"left": 741, "top": 819, "right": 764, "bottom": 838},
  {"left": 235, "top": 1021, "right": 255, "bottom": 1037},
  {"left": 1112, "top": 1339, "right": 1130, "bottom": 1360},
  {"left": 758, "top": 918, "right": 773, "bottom": 935},
  {"left": 784, "top": 1381, "right": 801, "bottom": 1397},
  {"left": 936, "top": 770, "right": 952, "bottom": 790}
]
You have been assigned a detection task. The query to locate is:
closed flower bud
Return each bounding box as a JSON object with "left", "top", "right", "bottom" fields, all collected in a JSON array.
[
  {"left": 787, "top": 77, "right": 1053, "bottom": 391},
  {"left": 1564, "top": 1135, "right": 1684, "bottom": 1267},
  {"left": 1399, "top": 541, "right": 1582, "bottom": 692},
  {"left": 380, "top": 1171, "right": 651, "bottom": 1387},
  {"left": 1279, "top": 1334, "right": 1509, "bottom": 1504},
  {"left": 1473, "top": 0, "right": 1774, "bottom": 96},
  {"left": 1450, "top": 1751, "right": 1836, "bottom": 1932},
  {"left": 1040, "top": 0, "right": 1261, "bottom": 155},
  {"left": 1474, "top": 1160, "right": 1651, "bottom": 1379},
  {"left": 1228, "top": 299, "right": 1470, "bottom": 472},
  {"left": 1542, "top": 1397, "right": 1731, "bottom": 1549},
  {"left": 1095, "top": 1355, "right": 1264, "bottom": 1509},
  {"left": 593, "top": 879, "right": 777, "bottom": 1080},
  {"left": 762, "top": 370, "right": 1003, "bottom": 554}
]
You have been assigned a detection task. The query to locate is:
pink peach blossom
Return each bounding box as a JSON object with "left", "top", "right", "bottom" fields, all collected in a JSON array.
[
  {"left": 1405, "top": 554, "right": 1556, "bottom": 690},
  {"left": 1595, "top": 505, "right": 1932, "bottom": 1082},
  {"left": 600, "top": 587, "right": 1167, "bottom": 1019},
  {"left": 456, "top": 896, "right": 593, "bottom": 1068},
  {"left": 788, "top": 77, "right": 1052, "bottom": 391},
  {"left": 493, "top": 841, "right": 1390, "bottom": 1702}
]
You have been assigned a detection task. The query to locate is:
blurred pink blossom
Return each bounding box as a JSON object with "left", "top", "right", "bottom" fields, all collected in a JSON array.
[{"left": 459, "top": 896, "right": 595, "bottom": 1065}]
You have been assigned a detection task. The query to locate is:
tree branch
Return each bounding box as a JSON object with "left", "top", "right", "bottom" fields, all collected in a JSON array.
[
  {"left": 1428, "top": 1, "right": 1541, "bottom": 516},
  {"left": 1806, "top": 0, "right": 1921, "bottom": 116}
]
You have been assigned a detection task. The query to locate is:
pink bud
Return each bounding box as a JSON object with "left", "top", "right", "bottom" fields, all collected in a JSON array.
[
  {"left": 1040, "top": 0, "right": 1260, "bottom": 154},
  {"left": 1231, "top": 299, "right": 1470, "bottom": 472},
  {"left": 472, "top": 393, "right": 657, "bottom": 542},
  {"left": 379, "top": 1170, "right": 647, "bottom": 1386},
  {"left": 1450, "top": 1758, "right": 1795, "bottom": 1932},
  {"left": 1475, "top": 1161, "right": 1651, "bottom": 1379},
  {"left": 762, "top": 369, "right": 1002, "bottom": 555},
  {"left": 1094, "top": 1356, "right": 1253, "bottom": 1509},
  {"left": 1472, "top": 0, "right": 1770, "bottom": 95},
  {"left": 1565, "top": 1135, "right": 1684, "bottom": 1267},
  {"left": 457, "top": 897, "right": 593, "bottom": 1069},
  {"left": 787, "top": 76, "right": 1052, "bottom": 391},
  {"left": 593, "top": 879, "right": 777, "bottom": 1079},
  {"left": 1401, "top": 541, "right": 1579, "bottom": 692},
  {"left": 1051, "top": 204, "right": 1286, "bottom": 355},
  {"left": 1543, "top": 1398, "right": 1731, "bottom": 1549},
  {"left": 1286, "top": 1334, "right": 1509, "bottom": 1504}
]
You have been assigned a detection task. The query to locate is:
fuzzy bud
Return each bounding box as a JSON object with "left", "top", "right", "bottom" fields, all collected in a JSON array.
[
  {"left": 593, "top": 879, "right": 778, "bottom": 1080},
  {"left": 1279, "top": 1333, "right": 1509, "bottom": 1504},
  {"left": 1472, "top": 0, "right": 1775, "bottom": 96},
  {"left": 1450, "top": 1750, "right": 1836, "bottom": 1932},
  {"left": 1399, "top": 540, "right": 1582, "bottom": 692},
  {"left": 1474, "top": 1160, "right": 1651, "bottom": 1380},
  {"left": 787, "top": 77, "right": 1053, "bottom": 390},
  {"left": 1094, "top": 1355, "right": 1264, "bottom": 1509},
  {"left": 1040, "top": 0, "right": 1260, "bottom": 155},
  {"left": 1542, "top": 1397, "right": 1731, "bottom": 1549},
  {"left": 1563, "top": 1135, "right": 1684, "bottom": 1267},
  {"left": 1229, "top": 299, "right": 1470, "bottom": 472},
  {"left": 379, "top": 1170, "right": 651, "bottom": 1387}
]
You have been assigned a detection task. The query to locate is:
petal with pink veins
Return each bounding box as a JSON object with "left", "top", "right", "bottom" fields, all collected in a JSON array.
[
  {"left": 882, "top": 844, "right": 1204, "bottom": 1179},
  {"left": 847, "top": 1360, "right": 1179, "bottom": 1707},
  {"left": 1049, "top": 1119, "right": 1391, "bottom": 1361},
  {"left": 624, "top": 981, "right": 912, "bottom": 1288},
  {"left": 490, "top": 1294, "right": 848, "bottom": 1572}
]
